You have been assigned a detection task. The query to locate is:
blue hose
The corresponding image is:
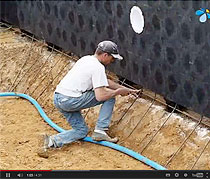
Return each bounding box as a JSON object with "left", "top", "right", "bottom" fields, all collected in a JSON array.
[{"left": 0, "top": 92, "right": 167, "bottom": 170}]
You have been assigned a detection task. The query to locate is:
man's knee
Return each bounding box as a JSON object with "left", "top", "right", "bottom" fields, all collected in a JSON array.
[
  {"left": 109, "top": 97, "right": 116, "bottom": 104},
  {"left": 78, "top": 126, "right": 89, "bottom": 138}
]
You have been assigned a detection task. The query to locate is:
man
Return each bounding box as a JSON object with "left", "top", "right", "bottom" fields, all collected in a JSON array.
[{"left": 38, "top": 40, "right": 139, "bottom": 158}]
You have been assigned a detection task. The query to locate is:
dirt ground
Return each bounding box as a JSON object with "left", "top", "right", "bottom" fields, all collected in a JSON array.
[
  {"left": 0, "top": 97, "right": 152, "bottom": 170},
  {"left": 0, "top": 26, "right": 210, "bottom": 170}
]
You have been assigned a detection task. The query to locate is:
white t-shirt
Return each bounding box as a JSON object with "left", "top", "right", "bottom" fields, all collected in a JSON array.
[{"left": 55, "top": 55, "right": 109, "bottom": 97}]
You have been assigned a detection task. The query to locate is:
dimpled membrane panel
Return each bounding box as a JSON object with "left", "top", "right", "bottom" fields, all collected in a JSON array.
[{"left": 1, "top": 1, "right": 210, "bottom": 118}]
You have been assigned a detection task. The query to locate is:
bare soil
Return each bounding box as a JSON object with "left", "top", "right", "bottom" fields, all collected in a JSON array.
[{"left": 0, "top": 27, "right": 209, "bottom": 170}]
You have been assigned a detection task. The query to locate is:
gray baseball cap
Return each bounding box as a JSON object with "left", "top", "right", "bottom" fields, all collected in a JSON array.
[{"left": 97, "top": 40, "right": 123, "bottom": 60}]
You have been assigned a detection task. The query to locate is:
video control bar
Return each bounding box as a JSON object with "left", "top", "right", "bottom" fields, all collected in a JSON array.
[{"left": 1, "top": 170, "right": 209, "bottom": 179}]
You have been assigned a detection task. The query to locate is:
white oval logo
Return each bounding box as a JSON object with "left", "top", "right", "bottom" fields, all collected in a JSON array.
[{"left": 130, "top": 6, "right": 144, "bottom": 34}]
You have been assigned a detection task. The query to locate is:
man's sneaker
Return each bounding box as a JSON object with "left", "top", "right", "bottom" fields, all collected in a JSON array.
[
  {"left": 37, "top": 134, "right": 50, "bottom": 158},
  {"left": 91, "top": 132, "right": 119, "bottom": 143}
]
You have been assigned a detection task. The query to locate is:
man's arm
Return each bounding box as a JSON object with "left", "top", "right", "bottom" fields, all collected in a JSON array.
[
  {"left": 94, "top": 86, "right": 140, "bottom": 102},
  {"left": 107, "top": 79, "right": 125, "bottom": 90},
  {"left": 94, "top": 87, "right": 117, "bottom": 101}
]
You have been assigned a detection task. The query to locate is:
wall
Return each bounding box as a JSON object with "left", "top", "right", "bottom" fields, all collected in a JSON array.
[{"left": 1, "top": 0, "right": 210, "bottom": 118}]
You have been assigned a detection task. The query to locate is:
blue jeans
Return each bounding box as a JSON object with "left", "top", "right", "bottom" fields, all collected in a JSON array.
[{"left": 52, "top": 91, "right": 115, "bottom": 147}]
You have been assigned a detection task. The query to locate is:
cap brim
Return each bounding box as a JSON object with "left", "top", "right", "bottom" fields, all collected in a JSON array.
[{"left": 111, "top": 54, "right": 123, "bottom": 60}]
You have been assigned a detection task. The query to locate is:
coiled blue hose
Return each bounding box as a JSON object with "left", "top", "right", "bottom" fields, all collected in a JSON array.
[{"left": 0, "top": 92, "right": 166, "bottom": 170}]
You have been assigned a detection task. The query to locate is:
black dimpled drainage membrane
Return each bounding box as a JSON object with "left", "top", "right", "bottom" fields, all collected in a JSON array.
[{"left": 1, "top": 0, "right": 210, "bottom": 118}]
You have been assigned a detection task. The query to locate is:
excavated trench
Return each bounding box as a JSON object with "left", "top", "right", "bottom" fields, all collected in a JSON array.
[{"left": 0, "top": 24, "right": 210, "bottom": 170}]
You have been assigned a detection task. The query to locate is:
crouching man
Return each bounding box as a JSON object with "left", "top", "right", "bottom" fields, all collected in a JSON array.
[{"left": 38, "top": 40, "right": 139, "bottom": 158}]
